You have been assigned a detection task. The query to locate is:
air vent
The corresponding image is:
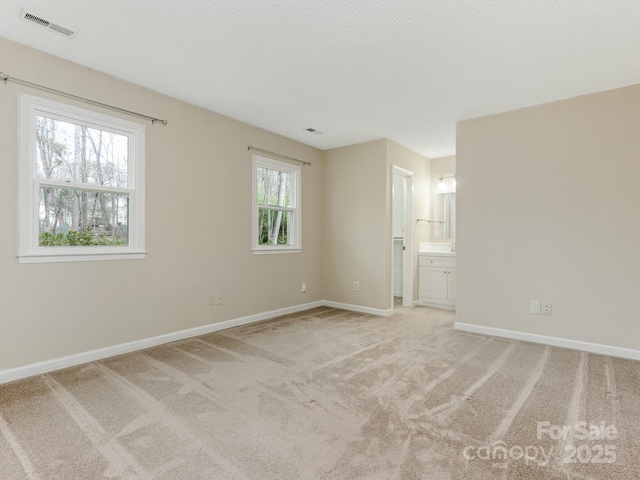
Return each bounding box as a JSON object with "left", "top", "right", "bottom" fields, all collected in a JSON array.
[
  {"left": 305, "top": 128, "right": 323, "bottom": 135},
  {"left": 20, "top": 9, "right": 75, "bottom": 38}
]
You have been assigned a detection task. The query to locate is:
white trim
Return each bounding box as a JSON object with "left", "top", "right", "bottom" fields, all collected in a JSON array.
[
  {"left": 454, "top": 322, "right": 640, "bottom": 361},
  {"left": 0, "top": 300, "right": 398, "bottom": 384},
  {"left": 18, "top": 252, "right": 146, "bottom": 264},
  {"left": 392, "top": 165, "right": 414, "bottom": 177},
  {"left": 323, "top": 301, "right": 392, "bottom": 317},
  {"left": 252, "top": 249, "right": 301, "bottom": 255},
  {"left": 419, "top": 301, "right": 455, "bottom": 310},
  {"left": 0, "top": 300, "right": 324, "bottom": 385},
  {"left": 401, "top": 173, "right": 413, "bottom": 307}
]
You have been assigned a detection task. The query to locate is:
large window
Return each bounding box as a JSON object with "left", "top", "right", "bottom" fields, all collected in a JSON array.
[
  {"left": 252, "top": 155, "right": 301, "bottom": 254},
  {"left": 19, "top": 94, "right": 146, "bottom": 263}
]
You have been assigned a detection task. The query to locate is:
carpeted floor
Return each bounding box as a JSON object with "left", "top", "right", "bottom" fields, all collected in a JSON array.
[{"left": 1, "top": 306, "right": 639, "bottom": 479}]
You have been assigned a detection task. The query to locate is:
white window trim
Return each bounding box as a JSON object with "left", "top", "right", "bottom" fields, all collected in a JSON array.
[
  {"left": 18, "top": 94, "right": 146, "bottom": 264},
  {"left": 252, "top": 155, "right": 301, "bottom": 254}
]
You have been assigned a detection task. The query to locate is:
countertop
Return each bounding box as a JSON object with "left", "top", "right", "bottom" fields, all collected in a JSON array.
[{"left": 418, "top": 251, "right": 455, "bottom": 257}]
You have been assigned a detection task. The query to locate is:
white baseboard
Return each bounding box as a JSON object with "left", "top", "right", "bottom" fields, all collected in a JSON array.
[
  {"left": 418, "top": 301, "right": 455, "bottom": 310},
  {"left": 323, "top": 301, "right": 393, "bottom": 317},
  {"left": 0, "top": 300, "right": 324, "bottom": 385},
  {"left": 454, "top": 322, "right": 640, "bottom": 361}
]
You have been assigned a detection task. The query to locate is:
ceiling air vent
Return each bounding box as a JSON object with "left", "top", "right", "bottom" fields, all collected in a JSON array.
[
  {"left": 20, "top": 9, "right": 75, "bottom": 38},
  {"left": 305, "top": 128, "right": 323, "bottom": 135}
]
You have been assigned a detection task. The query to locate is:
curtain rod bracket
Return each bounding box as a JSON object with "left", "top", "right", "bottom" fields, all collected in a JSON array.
[{"left": 0, "top": 71, "right": 167, "bottom": 126}]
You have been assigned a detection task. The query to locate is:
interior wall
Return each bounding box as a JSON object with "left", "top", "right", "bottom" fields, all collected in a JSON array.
[
  {"left": 456, "top": 83, "right": 640, "bottom": 350},
  {"left": 323, "top": 140, "right": 389, "bottom": 311},
  {"left": 429, "top": 155, "right": 456, "bottom": 242},
  {"left": 0, "top": 37, "right": 325, "bottom": 371},
  {"left": 386, "top": 140, "right": 430, "bottom": 303}
]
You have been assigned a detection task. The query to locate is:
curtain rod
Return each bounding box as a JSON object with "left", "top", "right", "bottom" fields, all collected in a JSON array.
[
  {"left": 1, "top": 71, "right": 168, "bottom": 126},
  {"left": 248, "top": 145, "right": 311, "bottom": 166}
]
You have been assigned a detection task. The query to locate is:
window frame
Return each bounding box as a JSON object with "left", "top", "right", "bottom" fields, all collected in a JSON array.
[
  {"left": 18, "top": 94, "right": 146, "bottom": 264},
  {"left": 252, "top": 154, "right": 302, "bottom": 254}
]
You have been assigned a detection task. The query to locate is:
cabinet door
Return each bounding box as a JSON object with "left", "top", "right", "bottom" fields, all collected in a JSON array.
[
  {"left": 419, "top": 266, "right": 449, "bottom": 301},
  {"left": 447, "top": 267, "right": 456, "bottom": 302}
]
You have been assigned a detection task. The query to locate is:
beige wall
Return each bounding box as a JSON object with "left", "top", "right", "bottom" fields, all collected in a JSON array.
[
  {"left": 429, "top": 155, "right": 456, "bottom": 242},
  {"left": 322, "top": 139, "right": 429, "bottom": 311},
  {"left": 323, "top": 140, "right": 389, "bottom": 311},
  {"left": 387, "top": 140, "right": 430, "bottom": 302},
  {"left": 457, "top": 84, "right": 640, "bottom": 350},
  {"left": 0, "top": 38, "right": 325, "bottom": 371}
]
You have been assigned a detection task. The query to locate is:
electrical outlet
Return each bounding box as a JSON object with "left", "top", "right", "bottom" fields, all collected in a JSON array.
[
  {"left": 354, "top": 281, "right": 360, "bottom": 292},
  {"left": 301, "top": 282, "right": 306, "bottom": 293},
  {"left": 215, "top": 293, "right": 222, "bottom": 305},
  {"left": 542, "top": 303, "right": 552, "bottom": 315},
  {"left": 529, "top": 300, "right": 541, "bottom": 315}
]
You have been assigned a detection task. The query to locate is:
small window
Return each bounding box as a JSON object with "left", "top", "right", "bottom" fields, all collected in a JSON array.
[
  {"left": 19, "top": 94, "right": 146, "bottom": 263},
  {"left": 252, "top": 155, "right": 301, "bottom": 254}
]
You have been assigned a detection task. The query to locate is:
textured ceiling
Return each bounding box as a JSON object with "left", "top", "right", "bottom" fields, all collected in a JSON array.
[{"left": 1, "top": 1, "right": 640, "bottom": 158}]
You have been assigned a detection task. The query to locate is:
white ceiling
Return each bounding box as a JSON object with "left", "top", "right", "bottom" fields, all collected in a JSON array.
[{"left": 2, "top": 1, "right": 640, "bottom": 158}]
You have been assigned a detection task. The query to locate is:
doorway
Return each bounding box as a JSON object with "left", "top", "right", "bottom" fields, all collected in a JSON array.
[{"left": 392, "top": 166, "right": 413, "bottom": 309}]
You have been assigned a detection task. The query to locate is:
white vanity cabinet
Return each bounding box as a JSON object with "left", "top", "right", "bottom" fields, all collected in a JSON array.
[{"left": 419, "top": 254, "right": 456, "bottom": 309}]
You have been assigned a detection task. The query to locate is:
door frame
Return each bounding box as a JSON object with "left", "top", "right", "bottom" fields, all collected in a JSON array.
[{"left": 392, "top": 165, "right": 413, "bottom": 309}]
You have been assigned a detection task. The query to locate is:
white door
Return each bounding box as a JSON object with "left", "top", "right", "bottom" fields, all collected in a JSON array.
[{"left": 392, "top": 166, "right": 413, "bottom": 309}]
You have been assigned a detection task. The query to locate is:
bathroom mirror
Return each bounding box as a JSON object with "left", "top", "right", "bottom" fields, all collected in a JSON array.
[{"left": 434, "top": 192, "right": 456, "bottom": 239}]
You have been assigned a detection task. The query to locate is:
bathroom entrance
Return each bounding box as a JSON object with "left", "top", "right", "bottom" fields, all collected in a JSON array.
[{"left": 392, "top": 166, "right": 413, "bottom": 309}]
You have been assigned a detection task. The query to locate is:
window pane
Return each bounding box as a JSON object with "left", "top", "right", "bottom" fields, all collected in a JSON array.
[
  {"left": 256, "top": 167, "right": 292, "bottom": 207},
  {"left": 39, "top": 186, "right": 129, "bottom": 246},
  {"left": 257, "top": 208, "right": 291, "bottom": 245},
  {"left": 35, "top": 116, "right": 129, "bottom": 188}
]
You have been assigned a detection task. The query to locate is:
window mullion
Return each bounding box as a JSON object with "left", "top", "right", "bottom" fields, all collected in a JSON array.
[
  {"left": 257, "top": 205, "right": 295, "bottom": 213},
  {"left": 37, "top": 179, "right": 133, "bottom": 195}
]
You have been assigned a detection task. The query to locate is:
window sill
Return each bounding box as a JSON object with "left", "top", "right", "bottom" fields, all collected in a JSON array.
[
  {"left": 252, "top": 248, "right": 302, "bottom": 255},
  {"left": 18, "top": 251, "right": 147, "bottom": 264}
]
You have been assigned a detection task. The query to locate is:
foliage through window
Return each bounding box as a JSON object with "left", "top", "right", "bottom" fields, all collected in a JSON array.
[
  {"left": 252, "top": 155, "right": 301, "bottom": 253},
  {"left": 19, "top": 95, "right": 146, "bottom": 263}
]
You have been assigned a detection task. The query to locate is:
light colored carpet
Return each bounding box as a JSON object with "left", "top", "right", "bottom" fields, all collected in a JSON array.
[{"left": 0, "top": 306, "right": 638, "bottom": 479}]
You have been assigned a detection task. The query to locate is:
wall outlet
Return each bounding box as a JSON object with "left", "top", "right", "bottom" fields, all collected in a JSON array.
[
  {"left": 215, "top": 293, "right": 222, "bottom": 305},
  {"left": 529, "top": 300, "right": 541, "bottom": 315},
  {"left": 542, "top": 303, "right": 552, "bottom": 315},
  {"left": 354, "top": 281, "right": 360, "bottom": 292},
  {"left": 301, "top": 282, "right": 306, "bottom": 293}
]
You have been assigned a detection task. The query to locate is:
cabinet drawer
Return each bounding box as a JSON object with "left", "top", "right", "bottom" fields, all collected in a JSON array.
[{"left": 419, "top": 255, "right": 455, "bottom": 267}]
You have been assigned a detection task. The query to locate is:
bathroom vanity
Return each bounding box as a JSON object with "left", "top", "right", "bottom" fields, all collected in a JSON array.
[{"left": 418, "top": 248, "right": 456, "bottom": 309}]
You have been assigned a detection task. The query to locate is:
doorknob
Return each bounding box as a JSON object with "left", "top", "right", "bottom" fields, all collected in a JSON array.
[{"left": 403, "top": 246, "right": 406, "bottom": 250}]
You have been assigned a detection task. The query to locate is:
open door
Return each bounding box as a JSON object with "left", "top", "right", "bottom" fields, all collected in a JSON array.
[{"left": 392, "top": 166, "right": 413, "bottom": 309}]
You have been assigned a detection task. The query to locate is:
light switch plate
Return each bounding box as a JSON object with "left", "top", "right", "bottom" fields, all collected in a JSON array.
[{"left": 529, "top": 300, "right": 541, "bottom": 315}]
